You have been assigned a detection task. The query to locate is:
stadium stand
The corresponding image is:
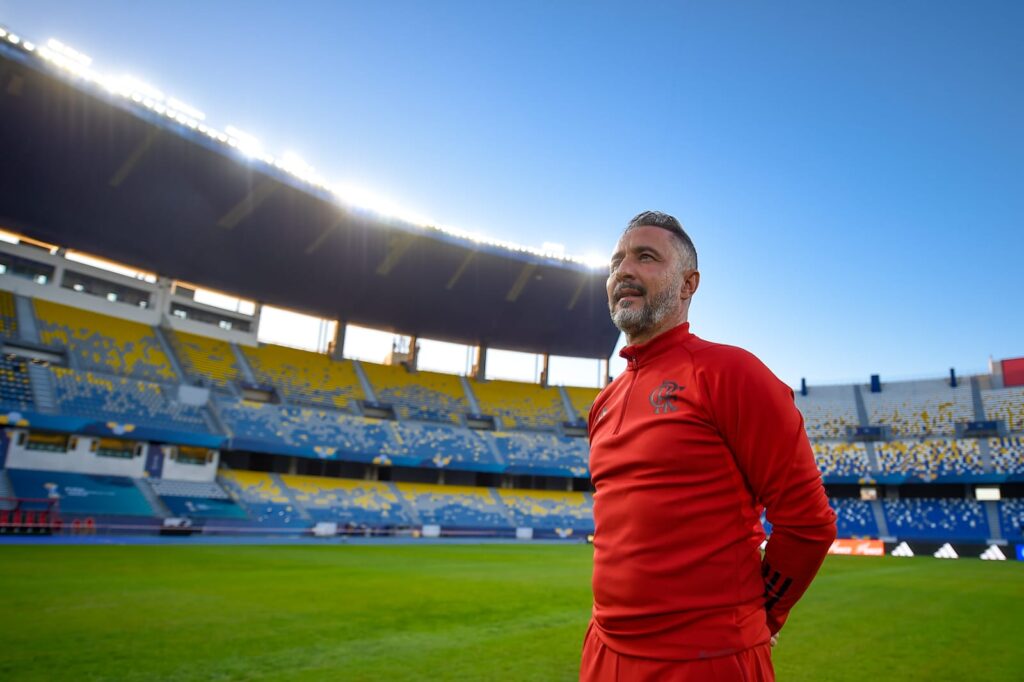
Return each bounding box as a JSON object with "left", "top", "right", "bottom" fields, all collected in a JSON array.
[
  {"left": 7, "top": 468, "right": 154, "bottom": 516},
  {"left": 0, "top": 355, "right": 34, "bottom": 411},
  {"left": 470, "top": 378, "right": 567, "bottom": 430},
  {"left": 281, "top": 474, "right": 409, "bottom": 527},
  {"left": 883, "top": 498, "right": 990, "bottom": 542},
  {"left": 863, "top": 379, "right": 974, "bottom": 436},
  {"left": 9, "top": 288, "right": 1024, "bottom": 542},
  {"left": 148, "top": 478, "right": 247, "bottom": 519},
  {"left": 242, "top": 344, "right": 364, "bottom": 410},
  {"left": 989, "top": 437, "right": 1024, "bottom": 475},
  {"left": 391, "top": 420, "right": 499, "bottom": 469},
  {"left": 874, "top": 439, "right": 984, "bottom": 480},
  {"left": 0, "top": 290, "right": 19, "bottom": 339},
  {"left": 491, "top": 431, "right": 589, "bottom": 476},
  {"left": 795, "top": 387, "right": 859, "bottom": 439},
  {"left": 998, "top": 498, "right": 1024, "bottom": 542},
  {"left": 563, "top": 386, "right": 600, "bottom": 423},
  {"left": 829, "top": 498, "right": 879, "bottom": 538},
  {"left": 34, "top": 299, "right": 177, "bottom": 382},
  {"left": 497, "top": 488, "right": 593, "bottom": 530},
  {"left": 361, "top": 362, "right": 468, "bottom": 423},
  {"left": 983, "top": 386, "right": 1024, "bottom": 433},
  {"left": 397, "top": 482, "right": 509, "bottom": 528},
  {"left": 170, "top": 331, "right": 240, "bottom": 388},
  {"left": 51, "top": 367, "right": 210, "bottom": 432},
  {"left": 217, "top": 400, "right": 395, "bottom": 459},
  {"left": 218, "top": 470, "right": 305, "bottom": 527},
  {"left": 812, "top": 441, "right": 869, "bottom": 479}
]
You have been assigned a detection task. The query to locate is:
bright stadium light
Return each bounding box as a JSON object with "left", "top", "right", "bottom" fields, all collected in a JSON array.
[
  {"left": 116, "top": 75, "right": 165, "bottom": 101},
  {"left": 46, "top": 39, "right": 92, "bottom": 66},
  {"left": 225, "top": 125, "right": 264, "bottom": 158},
  {"left": 280, "top": 151, "right": 316, "bottom": 178},
  {"left": 4, "top": 22, "right": 603, "bottom": 268},
  {"left": 167, "top": 97, "right": 205, "bottom": 121},
  {"left": 332, "top": 182, "right": 434, "bottom": 227}
]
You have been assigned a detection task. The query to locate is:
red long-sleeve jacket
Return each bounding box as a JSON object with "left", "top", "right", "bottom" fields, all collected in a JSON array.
[{"left": 588, "top": 322, "right": 836, "bottom": 660}]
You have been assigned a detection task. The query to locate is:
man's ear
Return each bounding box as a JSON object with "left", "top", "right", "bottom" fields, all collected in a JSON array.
[{"left": 681, "top": 270, "right": 700, "bottom": 300}]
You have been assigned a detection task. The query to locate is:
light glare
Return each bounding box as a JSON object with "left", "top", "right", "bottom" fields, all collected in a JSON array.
[{"left": 7, "top": 22, "right": 600, "bottom": 269}]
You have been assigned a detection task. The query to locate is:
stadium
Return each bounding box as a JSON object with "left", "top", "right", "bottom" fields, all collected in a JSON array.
[{"left": 1, "top": 17, "right": 1022, "bottom": 682}]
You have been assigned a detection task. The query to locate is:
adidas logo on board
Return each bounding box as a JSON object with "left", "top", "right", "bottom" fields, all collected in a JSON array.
[
  {"left": 980, "top": 544, "right": 1006, "bottom": 561},
  {"left": 891, "top": 541, "right": 914, "bottom": 558}
]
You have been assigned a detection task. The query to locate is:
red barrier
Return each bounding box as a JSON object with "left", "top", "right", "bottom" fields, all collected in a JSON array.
[{"left": 1002, "top": 357, "right": 1024, "bottom": 387}]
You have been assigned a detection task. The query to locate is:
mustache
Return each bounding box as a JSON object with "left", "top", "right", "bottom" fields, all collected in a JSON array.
[{"left": 613, "top": 282, "right": 647, "bottom": 301}]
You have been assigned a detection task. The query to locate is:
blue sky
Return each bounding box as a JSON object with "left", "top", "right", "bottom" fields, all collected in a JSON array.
[{"left": 1, "top": 1, "right": 1021, "bottom": 387}]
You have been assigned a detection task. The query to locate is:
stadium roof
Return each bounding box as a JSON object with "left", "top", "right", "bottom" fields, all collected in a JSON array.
[{"left": 0, "top": 36, "right": 619, "bottom": 359}]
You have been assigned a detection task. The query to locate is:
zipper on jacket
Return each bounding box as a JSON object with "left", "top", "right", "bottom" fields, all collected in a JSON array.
[{"left": 613, "top": 357, "right": 639, "bottom": 435}]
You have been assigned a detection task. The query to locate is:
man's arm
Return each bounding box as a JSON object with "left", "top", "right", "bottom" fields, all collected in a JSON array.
[{"left": 704, "top": 348, "right": 837, "bottom": 634}]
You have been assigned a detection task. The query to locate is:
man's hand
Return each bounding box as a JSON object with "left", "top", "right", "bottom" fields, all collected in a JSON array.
[{"left": 769, "top": 633, "right": 779, "bottom": 648}]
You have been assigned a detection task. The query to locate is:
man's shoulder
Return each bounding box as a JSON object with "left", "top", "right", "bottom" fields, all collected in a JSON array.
[
  {"left": 687, "top": 335, "right": 764, "bottom": 371},
  {"left": 688, "top": 336, "right": 791, "bottom": 396}
]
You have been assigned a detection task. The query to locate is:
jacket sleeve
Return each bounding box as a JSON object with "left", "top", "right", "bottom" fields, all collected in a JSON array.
[{"left": 703, "top": 348, "right": 837, "bottom": 634}]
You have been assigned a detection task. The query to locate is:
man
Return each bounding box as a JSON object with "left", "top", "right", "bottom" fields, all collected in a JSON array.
[{"left": 581, "top": 211, "right": 836, "bottom": 681}]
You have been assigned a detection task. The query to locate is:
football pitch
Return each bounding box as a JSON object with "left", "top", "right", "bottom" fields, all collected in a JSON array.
[{"left": 1, "top": 543, "right": 1022, "bottom": 681}]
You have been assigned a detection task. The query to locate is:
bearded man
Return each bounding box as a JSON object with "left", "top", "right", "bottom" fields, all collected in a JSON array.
[{"left": 580, "top": 211, "right": 837, "bottom": 682}]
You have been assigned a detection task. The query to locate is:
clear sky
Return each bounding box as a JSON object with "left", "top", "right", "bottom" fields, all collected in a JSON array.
[{"left": 1, "top": 1, "right": 1021, "bottom": 387}]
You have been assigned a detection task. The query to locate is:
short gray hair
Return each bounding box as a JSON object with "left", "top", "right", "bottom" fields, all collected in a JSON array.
[{"left": 625, "top": 210, "right": 698, "bottom": 272}]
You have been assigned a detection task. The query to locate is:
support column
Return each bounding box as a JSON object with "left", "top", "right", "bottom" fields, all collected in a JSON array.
[
  {"left": 153, "top": 276, "right": 174, "bottom": 316},
  {"left": 250, "top": 302, "right": 263, "bottom": 335},
  {"left": 331, "top": 321, "right": 347, "bottom": 361},
  {"left": 408, "top": 335, "right": 419, "bottom": 370},
  {"left": 474, "top": 344, "right": 488, "bottom": 381},
  {"left": 540, "top": 353, "right": 550, "bottom": 387}
]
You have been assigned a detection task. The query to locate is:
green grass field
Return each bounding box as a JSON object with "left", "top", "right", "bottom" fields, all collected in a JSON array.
[{"left": 1, "top": 544, "right": 1022, "bottom": 681}]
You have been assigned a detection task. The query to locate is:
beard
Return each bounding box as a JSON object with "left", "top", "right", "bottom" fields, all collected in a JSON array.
[{"left": 610, "top": 277, "right": 681, "bottom": 338}]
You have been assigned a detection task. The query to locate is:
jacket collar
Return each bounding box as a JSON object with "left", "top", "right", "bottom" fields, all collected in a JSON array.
[{"left": 619, "top": 322, "right": 693, "bottom": 369}]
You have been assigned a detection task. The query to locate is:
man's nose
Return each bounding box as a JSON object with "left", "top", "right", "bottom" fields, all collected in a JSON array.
[{"left": 614, "top": 257, "right": 639, "bottom": 281}]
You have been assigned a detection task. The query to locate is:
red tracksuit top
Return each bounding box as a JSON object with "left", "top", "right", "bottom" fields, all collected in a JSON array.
[{"left": 588, "top": 322, "right": 836, "bottom": 661}]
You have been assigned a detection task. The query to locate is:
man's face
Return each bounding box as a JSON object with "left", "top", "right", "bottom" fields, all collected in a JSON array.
[{"left": 607, "top": 225, "right": 687, "bottom": 342}]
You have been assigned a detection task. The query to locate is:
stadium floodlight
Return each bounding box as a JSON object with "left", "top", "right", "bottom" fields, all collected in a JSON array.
[
  {"left": 332, "top": 182, "right": 434, "bottom": 228},
  {"left": 0, "top": 28, "right": 7, "bottom": 38},
  {"left": 22, "top": 41, "right": 35, "bottom": 52},
  {"left": 116, "top": 75, "right": 165, "bottom": 102},
  {"left": 280, "top": 151, "right": 314, "bottom": 176},
  {"left": 8, "top": 33, "right": 20, "bottom": 45},
  {"left": 45, "top": 39, "right": 92, "bottom": 67},
  {"left": 167, "top": 97, "right": 205, "bottom": 121},
  {"left": 225, "top": 125, "right": 264, "bottom": 158}
]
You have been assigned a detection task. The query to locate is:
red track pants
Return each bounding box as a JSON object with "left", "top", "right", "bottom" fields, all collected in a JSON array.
[{"left": 580, "top": 622, "right": 775, "bottom": 682}]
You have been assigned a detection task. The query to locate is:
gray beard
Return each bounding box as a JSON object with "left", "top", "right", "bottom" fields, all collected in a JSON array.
[{"left": 610, "top": 284, "right": 678, "bottom": 338}]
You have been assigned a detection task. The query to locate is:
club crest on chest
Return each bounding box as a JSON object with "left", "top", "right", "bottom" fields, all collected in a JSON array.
[{"left": 649, "top": 380, "right": 684, "bottom": 414}]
